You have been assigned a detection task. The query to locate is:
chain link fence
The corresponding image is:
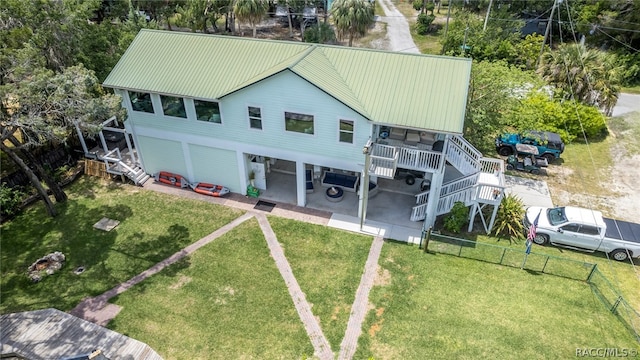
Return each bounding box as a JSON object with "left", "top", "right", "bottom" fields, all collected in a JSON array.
[{"left": 420, "top": 229, "right": 640, "bottom": 342}]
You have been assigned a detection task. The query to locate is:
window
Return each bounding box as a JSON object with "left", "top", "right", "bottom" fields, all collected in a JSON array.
[
  {"left": 339, "top": 120, "right": 354, "bottom": 143},
  {"left": 560, "top": 224, "right": 580, "bottom": 232},
  {"left": 578, "top": 225, "right": 601, "bottom": 236},
  {"left": 285, "top": 112, "right": 314, "bottom": 134},
  {"left": 248, "top": 106, "right": 262, "bottom": 129},
  {"left": 160, "top": 95, "right": 187, "bottom": 118},
  {"left": 194, "top": 100, "right": 221, "bottom": 123},
  {"left": 129, "top": 92, "right": 153, "bottom": 113}
]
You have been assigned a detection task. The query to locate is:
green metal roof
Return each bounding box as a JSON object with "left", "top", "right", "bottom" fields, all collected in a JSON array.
[{"left": 103, "top": 29, "right": 472, "bottom": 133}]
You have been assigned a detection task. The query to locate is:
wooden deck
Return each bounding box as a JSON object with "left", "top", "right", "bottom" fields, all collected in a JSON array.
[{"left": 0, "top": 308, "right": 163, "bottom": 360}]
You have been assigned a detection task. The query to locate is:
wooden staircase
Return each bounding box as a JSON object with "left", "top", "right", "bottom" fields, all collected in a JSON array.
[{"left": 101, "top": 148, "right": 150, "bottom": 186}]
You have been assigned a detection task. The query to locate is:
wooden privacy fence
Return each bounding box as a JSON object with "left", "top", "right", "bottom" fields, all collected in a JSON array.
[{"left": 84, "top": 159, "right": 110, "bottom": 179}]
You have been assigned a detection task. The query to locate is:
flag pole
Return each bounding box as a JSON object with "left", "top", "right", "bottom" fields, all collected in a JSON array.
[{"left": 522, "top": 209, "right": 542, "bottom": 270}]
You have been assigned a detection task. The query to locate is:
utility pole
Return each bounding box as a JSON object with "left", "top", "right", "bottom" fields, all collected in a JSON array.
[
  {"left": 483, "top": 0, "right": 493, "bottom": 32},
  {"left": 538, "top": 0, "right": 559, "bottom": 65}
]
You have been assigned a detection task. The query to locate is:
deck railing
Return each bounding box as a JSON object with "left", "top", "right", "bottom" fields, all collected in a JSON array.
[
  {"left": 103, "top": 148, "right": 136, "bottom": 175},
  {"left": 411, "top": 186, "right": 477, "bottom": 221},
  {"left": 396, "top": 147, "right": 441, "bottom": 172},
  {"left": 445, "top": 140, "right": 479, "bottom": 176}
]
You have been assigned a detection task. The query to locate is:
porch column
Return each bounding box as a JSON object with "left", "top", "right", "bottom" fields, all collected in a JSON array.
[
  {"left": 296, "top": 161, "right": 306, "bottom": 207},
  {"left": 424, "top": 170, "right": 444, "bottom": 229},
  {"left": 423, "top": 135, "right": 449, "bottom": 229}
]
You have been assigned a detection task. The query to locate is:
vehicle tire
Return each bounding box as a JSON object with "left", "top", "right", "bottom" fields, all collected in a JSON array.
[
  {"left": 530, "top": 169, "right": 540, "bottom": 175},
  {"left": 498, "top": 147, "right": 512, "bottom": 156},
  {"left": 532, "top": 233, "right": 549, "bottom": 245},
  {"left": 542, "top": 153, "right": 555, "bottom": 164},
  {"left": 506, "top": 164, "right": 514, "bottom": 171},
  {"left": 405, "top": 174, "right": 416, "bottom": 185},
  {"left": 610, "top": 249, "right": 631, "bottom": 262}
]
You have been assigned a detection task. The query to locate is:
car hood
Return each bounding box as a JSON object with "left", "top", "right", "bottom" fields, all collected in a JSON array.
[{"left": 525, "top": 206, "right": 552, "bottom": 228}]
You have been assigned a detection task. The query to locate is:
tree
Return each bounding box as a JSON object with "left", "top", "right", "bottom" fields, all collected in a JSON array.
[
  {"left": 0, "top": 0, "right": 141, "bottom": 82},
  {"left": 465, "top": 60, "right": 542, "bottom": 154},
  {"left": 233, "top": 0, "right": 268, "bottom": 37},
  {"left": 0, "top": 65, "right": 124, "bottom": 217},
  {"left": 537, "top": 43, "right": 622, "bottom": 116},
  {"left": 176, "top": 0, "right": 230, "bottom": 33},
  {"left": 440, "top": 10, "right": 523, "bottom": 63},
  {"left": 330, "top": 0, "right": 374, "bottom": 47}
]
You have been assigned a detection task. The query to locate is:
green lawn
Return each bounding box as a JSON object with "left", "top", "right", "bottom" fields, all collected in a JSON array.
[
  {"left": 2, "top": 178, "right": 639, "bottom": 358},
  {"left": 0, "top": 177, "right": 244, "bottom": 314},
  {"left": 268, "top": 217, "right": 372, "bottom": 349},
  {"left": 447, "top": 231, "right": 640, "bottom": 317},
  {"left": 355, "top": 242, "right": 640, "bottom": 359},
  {"left": 108, "top": 217, "right": 373, "bottom": 358},
  {"left": 108, "top": 219, "right": 315, "bottom": 359}
]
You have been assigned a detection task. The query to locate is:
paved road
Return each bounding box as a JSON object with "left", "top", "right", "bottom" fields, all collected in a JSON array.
[
  {"left": 612, "top": 93, "right": 640, "bottom": 117},
  {"left": 376, "top": 0, "right": 420, "bottom": 53}
]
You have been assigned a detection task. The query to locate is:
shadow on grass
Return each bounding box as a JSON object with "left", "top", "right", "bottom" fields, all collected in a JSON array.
[{"left": 1, "top": 183, "right": 198, "bottom": 314}]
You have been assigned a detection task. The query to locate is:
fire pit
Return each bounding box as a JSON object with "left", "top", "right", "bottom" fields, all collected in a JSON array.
[{"left": 325, "top": 186, "right": 344, "bottom": 202}]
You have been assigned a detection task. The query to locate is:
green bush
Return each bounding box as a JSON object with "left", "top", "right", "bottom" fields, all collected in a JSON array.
[
  {"left": 507, "top": 93, "right": 607, "bottom": 142},
  {"left": 491, "top": 194, "right": 525, "bottom": 242},
  {"left": 416, "top": 13, "right": 435, "bottom": 35},
  {"left": 0, "top": 184, "right": 25, "bottom": 218},
  {"left": 443, "top": 201, "right": 469, "bottom": 233},
  {"left": 303, "top": 22, "right": 337, "bottom": 44}
]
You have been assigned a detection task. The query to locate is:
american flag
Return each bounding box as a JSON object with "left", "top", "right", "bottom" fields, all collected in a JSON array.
[
  {"left": 525, "top": 210, "right": 542, "bottom": 255},
  {"left": 527, "top": 209, "right": 542, "bottom": 241}
]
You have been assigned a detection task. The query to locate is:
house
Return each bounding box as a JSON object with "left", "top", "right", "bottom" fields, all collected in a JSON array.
[{"left": 95, "top": 29, "right": 504, "bottom": 235}]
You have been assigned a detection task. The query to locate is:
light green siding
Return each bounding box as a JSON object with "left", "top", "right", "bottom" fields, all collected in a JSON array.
[
  {"left": 137, "top": 136, "right": 187, "bottom": 178},
  {"left": 104, "top": 30, "right": 471, "bottom": 134},
  {"left": 124, "top": 71, "right": 371, "bottom": 165},
  {"left": 224, "top": 71, "right": 371, "bottom": 163},
  {"left": 188, "top": 144, "right": 240, "bottom": 192}
]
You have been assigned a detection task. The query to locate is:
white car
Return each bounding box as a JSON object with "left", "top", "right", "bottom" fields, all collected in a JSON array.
[{"left": 524, "top": 206, "right": 640, "bottom": 261}]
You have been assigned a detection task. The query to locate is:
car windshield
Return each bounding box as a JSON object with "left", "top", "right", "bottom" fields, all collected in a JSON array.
[{"left": 547, "top": 207, "right": 567, "bottom": 225}]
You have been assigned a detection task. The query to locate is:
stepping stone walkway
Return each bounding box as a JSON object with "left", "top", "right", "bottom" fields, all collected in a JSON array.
[{"left": 71, "top": 212, "right": 385, "bottom": 360}]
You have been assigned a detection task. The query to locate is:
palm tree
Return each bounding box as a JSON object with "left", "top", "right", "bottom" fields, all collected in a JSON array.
[
  {"left": 233, "top": 0, "right": 268, "bottom": 37},
  {"left": 330, "top": 0, "right": 374, "bottom": 47},
  {"left": 537, "top": 43, "right": 621, "bottom": 116}
]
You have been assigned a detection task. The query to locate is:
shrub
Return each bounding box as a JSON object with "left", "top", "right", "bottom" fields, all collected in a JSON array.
[
  {"left": 508, "top": 93, "right": 607, "bottom": 142},
  {"left": 303, "top": 23, "right": 337, "bottom": 44},
  {"left": 0, "top": 184, "right": 25, "bottom": 218},
  {"left": 491, "top": 194, "right": 525, "bottom": 242},
  {"left": 416, "top": 13, "right": 436, "bottom": 35},
  {"left": 443, "top": 201, "right": 469, "bottom": 233}
]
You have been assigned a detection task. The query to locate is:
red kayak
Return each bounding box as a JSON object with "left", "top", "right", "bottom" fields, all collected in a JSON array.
[
  {"left": 193, "top": 182, "right": 230, "bottom": 197},
  {"left": 155, "top": 171, "right": 188, "bottom": 188}
]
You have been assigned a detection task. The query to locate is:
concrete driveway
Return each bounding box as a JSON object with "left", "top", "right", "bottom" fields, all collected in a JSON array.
[{"left": 612, "top": 93, "right": 640, "bottom": 117}]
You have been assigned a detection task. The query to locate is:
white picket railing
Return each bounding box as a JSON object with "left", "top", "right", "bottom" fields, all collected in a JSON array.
[
  {"left": 415, "top": 190, "right": 430, "bottom": 205},
  {"left": 396, "top": 147, "right": 441, "bottom": 172},
  {"left": 450, "top": 135, "right": 482, "bottom": 163},
  {"left": 411, "top": 186, "right": 477, "bottom": 221},
  {"left": 445, "top": 141, "right": 479, "bottom": 176},
  {"left": 479, "top": 157, "right": 505, "bottom": 177}
]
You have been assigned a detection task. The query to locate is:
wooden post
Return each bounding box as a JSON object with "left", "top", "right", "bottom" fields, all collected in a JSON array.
[{"left": 423, "top": 227, "right": 432, "bottom": 253}]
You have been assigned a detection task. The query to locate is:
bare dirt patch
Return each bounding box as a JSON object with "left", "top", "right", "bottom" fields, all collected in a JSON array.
[
  {"left": 546, "top": 113, "right": 640, "bottom": 222},
  {"left": 373, "top": 265, "right": 391, "bottom": 286},
  {"left": 168, "top": 275, "right": 192, "bottom": 290}
]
